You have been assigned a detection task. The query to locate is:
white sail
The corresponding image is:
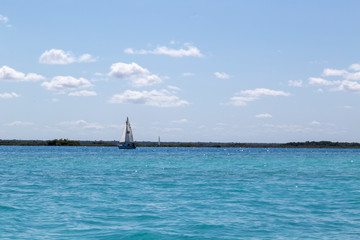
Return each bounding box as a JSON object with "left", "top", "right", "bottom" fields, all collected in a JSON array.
[
  {"left": 119, "top": 117, "right": 134, "bottom": 144},
  {"left": 118, "top": 117, "right": 136, "bottom": 149},
  {"left": 119, "top": 126, "right": 126, "bottom": 142}
]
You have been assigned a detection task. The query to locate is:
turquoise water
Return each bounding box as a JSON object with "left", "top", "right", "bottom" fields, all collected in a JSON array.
[{"left": 1, "top": 146, "right": 359, "bottom": 239}]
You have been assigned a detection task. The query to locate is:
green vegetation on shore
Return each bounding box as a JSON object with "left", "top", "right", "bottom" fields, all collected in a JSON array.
[
  {"left": 0, "top": 139, "right": 81, "bottom": 146},
  {"left": 0, "top": 139, "right": 360, "bottom": 148},
  {"left": 47, "top": 139, "right": 80, "bottom": 146}
]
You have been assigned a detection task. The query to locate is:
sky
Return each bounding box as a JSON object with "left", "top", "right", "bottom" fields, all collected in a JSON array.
[{"left": 1, "top": 0, "right": 360, "bottom": 143}]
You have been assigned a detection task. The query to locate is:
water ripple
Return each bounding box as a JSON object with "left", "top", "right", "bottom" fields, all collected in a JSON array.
[{"left": 0, "top": 146, "right": 360, "bottom": 239}]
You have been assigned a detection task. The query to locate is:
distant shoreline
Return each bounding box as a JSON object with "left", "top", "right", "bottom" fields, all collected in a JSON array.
[{"left": 1, "top": 139, "right": 360, "bottom": 149}]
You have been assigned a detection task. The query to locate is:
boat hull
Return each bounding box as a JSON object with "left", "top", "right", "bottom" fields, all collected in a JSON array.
[{"left": 118, "top": 144, "right": 136, "bottom": 149}]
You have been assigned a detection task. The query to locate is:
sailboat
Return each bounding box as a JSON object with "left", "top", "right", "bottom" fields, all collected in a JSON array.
[{"left": 118, "top": 117, "right": 136, "bottom": 149}]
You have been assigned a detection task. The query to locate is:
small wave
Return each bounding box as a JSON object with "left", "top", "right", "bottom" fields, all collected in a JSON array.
[{"left": 0, "top": 204, "right": 22, "bottom": 211}]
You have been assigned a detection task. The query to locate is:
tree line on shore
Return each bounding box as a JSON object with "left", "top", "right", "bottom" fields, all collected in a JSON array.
[
  {"left": 0, "top": 139, "right": 360, "bottom": 148},
  {"left": 0, "top": 139, "right": 81, "bottom": 146}
]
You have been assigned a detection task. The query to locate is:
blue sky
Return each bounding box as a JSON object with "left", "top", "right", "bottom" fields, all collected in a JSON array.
[{"left": 1, "top": 1, "right": 360, "bottom": 142}]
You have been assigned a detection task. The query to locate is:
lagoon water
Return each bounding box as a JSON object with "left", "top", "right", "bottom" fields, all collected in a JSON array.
[{"left": 0, "top": 146, "right": 359, "bottom": 239}]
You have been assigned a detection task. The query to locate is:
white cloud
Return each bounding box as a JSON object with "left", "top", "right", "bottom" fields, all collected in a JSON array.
[
  {"left": 308, "top": 77, "right": 339, "bottom": 86},
  {"left": 0, "top": 66, "right": 45, "bottom": 82},
  {"left": 319, "top": 66, "right": 360, "bottom": 81},
  {"left": 338, "top": 80, "right": 360, "bottom": 93},
  {"left": 0, "top": 14, "right": 9, "bottom": 24},
  {"left": 39, "top": 49, "right": 75, "bottom": 64},
  {"left": 109, "top": 89, "right": 189, "bottom": 107},
  {"left": 240, "top": 88, "right": 290, "bottom": 97},
  {"left": 26, "top": 73, "right": 46, "bottom": 81},
  {"left": 124, "top": 48, "right": 135, "bottom": 54},
  {"left": 0, "top": 92, "right": 20, "bottom": 99},
  {"left": 214, "top": 72, "right": 230, "bottom": 79},
  {"left": 57, "top": 120, "right": 104, "bottom": 129},
  {"left": 322, "top": 68, "right": 347, "bottom": 77},
  {"left": 229, "top": 96, "right": 257, "bottom": 106},
  {"left": 78, "top": 54, "right": 97, "bottom": 63},
  {"left": 68, "top": 90, "right": 97, "bottom": 97},
  {"left": 229, "top": 88, "right": 290, "bottom": 106},
  {"left": 167, "top": 85, "right": 181, "bottom": 91},
  {"left": 41, "top": 76, "right": 93, "bottom": 91},
  {"left": 124, "top": 44, "right": 203, "bottom": 58},
  {"left": 131, "top": 75, "right": 162, "bottom": 87},
  {"left": 39, "top": 49, "right": 96, "bottom": 64},
  {"left": 310, "top": 121, "right": 321, "bottom": 126},
  {"left": 288, "top": 80, "right": 303, "bottom": 87},
  {"left": 109, "top": 62, "right": 162, "bottom": 87},
  {"left": 346, "top": 72, "right": 360, "bottom": 81},
  {"left": 0, "top": 14, "right": 11, "bottom": 27},
  {"left": 94, "top": 72, "right": 104, "bottom": 77},
  {"left": 5, "top": 121, "right": 33, "bottom": 126},
  {"left": 172, "top": 118, "right": 188, "bottom": 124},
  {"left": 256, "top": 113, "right": 272, "bottom": 118},
  {"left": 0, "top": 14, "right": 8, "bottom": 23},
  {"left": 349, "top": 63, "right": 360, "bottom": 71},
  {"left": 109, "top": 62, "right": 150, "bottom": 77},
  {"left": 309, "top": 64, "right": 360, "bottom": 93}
]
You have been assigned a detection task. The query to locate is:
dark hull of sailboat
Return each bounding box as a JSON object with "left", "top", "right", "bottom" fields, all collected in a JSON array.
[{"left": 118, "top": 144, "right": 136, "bottom": 149}]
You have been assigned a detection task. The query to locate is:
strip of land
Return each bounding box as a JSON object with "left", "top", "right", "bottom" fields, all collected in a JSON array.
[{"left": 1, "top": 139, "right": 360, "bottom": 148}]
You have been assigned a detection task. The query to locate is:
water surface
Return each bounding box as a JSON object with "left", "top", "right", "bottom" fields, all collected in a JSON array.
[{"left": 1, "top": 146, "right": 359, "bottom": 239}]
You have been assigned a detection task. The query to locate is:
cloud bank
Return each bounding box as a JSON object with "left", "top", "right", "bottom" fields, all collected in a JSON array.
[
  {"left": 41, "top": 76, "right": 93, "bottom": 91},
  {"left": 57, "top": 120, "right": 104, "bottom": 129},
  {"left": 309, "top": 63, "right": 360, "bottom": 93},
  {"left": 0, "top": 66, "right": 45, "bottom": 82},
  {"left": 229, "top": 88, "right": 290, "bottom": 106},
  {"left": 124, "top": 44, "right": 203, "bottom": 58},
  {"left": 39, "top": 49, "right": 96, "bottom": 64},
  {"left": 109, "top": 89, "right": 189, "bottom": 107}
]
